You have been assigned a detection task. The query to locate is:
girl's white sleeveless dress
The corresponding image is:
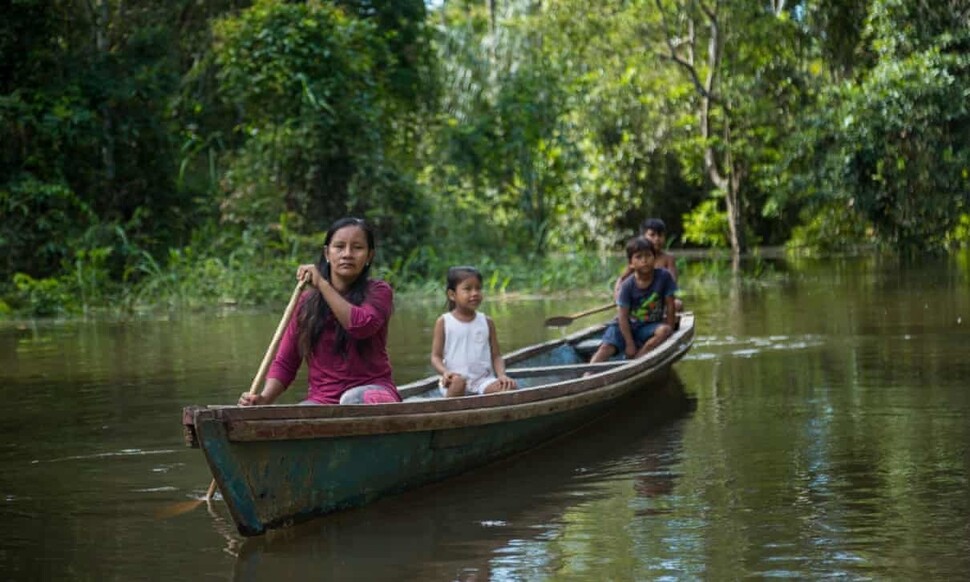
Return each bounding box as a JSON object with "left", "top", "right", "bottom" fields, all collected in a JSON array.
[{"left": 441, "top": 312, "right": 496, "bottom": 395}]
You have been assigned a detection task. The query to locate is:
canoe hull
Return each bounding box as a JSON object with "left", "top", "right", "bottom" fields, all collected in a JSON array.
[
  {"left": 185, "top": 314, "right": 694, "bottom": 536},
  {"left": 201, "top": 388, "right": 654, "bottom": 535}
]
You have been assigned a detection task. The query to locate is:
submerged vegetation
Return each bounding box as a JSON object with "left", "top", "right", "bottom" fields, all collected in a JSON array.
[{"left": 1, "top": 0, "right": 968, "bottom": 317}]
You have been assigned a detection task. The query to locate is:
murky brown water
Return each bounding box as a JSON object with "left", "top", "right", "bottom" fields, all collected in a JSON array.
[{"left": 2, "top": 254, "right": 969, "bottom": 580}]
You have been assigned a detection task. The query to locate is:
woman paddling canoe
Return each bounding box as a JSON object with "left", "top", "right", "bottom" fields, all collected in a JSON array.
[{"left": 238, "top": 217, "right": 400, "bottom": 406}]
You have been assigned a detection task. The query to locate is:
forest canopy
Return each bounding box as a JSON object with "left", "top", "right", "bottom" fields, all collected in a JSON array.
[{"left": 1, "top": 0, "right": 968, "bottom": 315}]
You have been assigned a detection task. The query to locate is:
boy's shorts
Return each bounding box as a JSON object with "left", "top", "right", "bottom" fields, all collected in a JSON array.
[{"left": 601, "top": 321, "right": 663, "bottom": 353}]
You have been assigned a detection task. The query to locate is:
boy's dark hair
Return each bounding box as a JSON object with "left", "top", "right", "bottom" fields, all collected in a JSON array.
[
  {"left": 626, "top": 236, "right": 657, "bottom": 261},
  {"left": 445, "top": 266, "right": 483, "bottom": 310},
  {"left": 640, "top": 218, "right": 666, "bottom": 234}
]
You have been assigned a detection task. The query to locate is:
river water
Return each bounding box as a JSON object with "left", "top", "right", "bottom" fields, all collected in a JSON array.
[{"left": 2, "top": 254, "right": 969, "bottom": 580}]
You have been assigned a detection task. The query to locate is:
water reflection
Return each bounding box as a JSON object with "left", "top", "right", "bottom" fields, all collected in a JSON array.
[
  {"left": 4, "top": 255, "right": 970, "bottom": 579},
  {"left": 228, "top": 374, "right": 695, "bottom": 581},
  {"left": 631, "top": 430, "right": 682, "bottom": 515}
]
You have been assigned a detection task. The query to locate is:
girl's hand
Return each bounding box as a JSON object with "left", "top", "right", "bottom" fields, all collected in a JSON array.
[
  {"left": 441, "top": 372, "right": 468, "bottom": 397},
  {"left": 238, "top": 392, "right": 265, "bottom": 406},
  {"left": 624, "top": 344, "right": 637, "bottom": 359},
  {"left": 496, "top": 374, "right": 517, "bottom": 391}
]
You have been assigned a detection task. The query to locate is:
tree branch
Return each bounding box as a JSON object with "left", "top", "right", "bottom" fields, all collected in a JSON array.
[{"left": 655, "top": 0, "right": 712, "bottom": 100}]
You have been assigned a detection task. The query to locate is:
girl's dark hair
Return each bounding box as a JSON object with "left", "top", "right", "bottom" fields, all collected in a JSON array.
[
  {"left": 298, "top": 217, "right": 376, "bottom": 359},
  {"left": 445, "top": 266, "right": 482, "bottom": 311}
]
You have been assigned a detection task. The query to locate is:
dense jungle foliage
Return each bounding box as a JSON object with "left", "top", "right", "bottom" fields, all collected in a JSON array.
[{"left": 1, "top": 0, "right": 968, "bottom": 316}]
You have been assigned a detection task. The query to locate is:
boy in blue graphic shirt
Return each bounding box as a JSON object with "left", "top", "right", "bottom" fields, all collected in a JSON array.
[
  {"left": 613, "top": 218, "right": 683, "bottom": 312},
  {"left": 590, "top": 237, "right": 678, "bottom": 362}
]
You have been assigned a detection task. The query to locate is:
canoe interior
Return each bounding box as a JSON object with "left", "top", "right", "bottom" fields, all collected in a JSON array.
[
  {"left": 400, "top": 325, "right": 607, "bottom": 400},
  {"left": 401, "top": 316, "right": 680, "bottom": 399}
]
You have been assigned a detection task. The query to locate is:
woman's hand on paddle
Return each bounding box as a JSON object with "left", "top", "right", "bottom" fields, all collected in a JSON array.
[
  {"left": 296, "top": 264, "right": 321, "bottom": 289},
  {"left": 299, "top": 262, "right": 356, "bottom": 329},
  {"left": 238, "top": 392, "right": 265, "bottom": 406},
  {"left": 240, "top": 379, "right": 285, "bottom": 406}
]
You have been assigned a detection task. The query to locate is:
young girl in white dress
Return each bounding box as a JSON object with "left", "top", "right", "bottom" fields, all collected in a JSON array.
[{"left": 430, "top": 266, "right": 518, "bottom": 397}]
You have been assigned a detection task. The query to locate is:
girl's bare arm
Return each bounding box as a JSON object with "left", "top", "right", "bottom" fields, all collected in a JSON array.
[
  {"left": 487, "top": 317, "right": 517, "bottom": 388},
  {"left": 430, "top": 316, "right": 449, "bottom": 375},
  {"left": 487, "top": 317, "right": 506, "bottom": 376}
]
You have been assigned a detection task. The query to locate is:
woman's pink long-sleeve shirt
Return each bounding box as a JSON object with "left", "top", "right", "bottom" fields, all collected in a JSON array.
[{"left": 267, "top": 280, "right": 398, "bottom": 404}]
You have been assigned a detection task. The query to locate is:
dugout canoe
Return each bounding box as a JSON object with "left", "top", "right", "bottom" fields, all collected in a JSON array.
[{"left": 182, "top": 312, "right": 695, "bottom": 536}]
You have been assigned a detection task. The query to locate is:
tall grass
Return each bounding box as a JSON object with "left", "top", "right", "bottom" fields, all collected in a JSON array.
[
  {"left": 2, "top": 224, "right": 788, "bottom": 318},
  {"left": 382, "top": 251, "right": 620, "bottom": 299}
]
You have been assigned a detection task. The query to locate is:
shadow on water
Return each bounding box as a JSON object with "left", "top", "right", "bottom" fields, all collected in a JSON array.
[{"left": 226, "top": 372, "right": 696, "bottom": 581}]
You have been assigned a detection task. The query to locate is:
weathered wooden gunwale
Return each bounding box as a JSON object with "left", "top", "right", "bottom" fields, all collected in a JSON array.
[
  {"left": 185, "top": 314, "right": 693, "bottom": 439},
  {"left": 225, "top": 348, "right": 685, "bottom": 440}
]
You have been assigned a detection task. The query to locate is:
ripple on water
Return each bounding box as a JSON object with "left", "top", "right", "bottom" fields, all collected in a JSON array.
[{"left": 693, "top": 334, "right": 825, "bottom": 360}]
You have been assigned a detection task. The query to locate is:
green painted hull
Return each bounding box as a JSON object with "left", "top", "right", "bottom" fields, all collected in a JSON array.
[{"left": 184, "top": 314, "right": 694, "bottom": 536}]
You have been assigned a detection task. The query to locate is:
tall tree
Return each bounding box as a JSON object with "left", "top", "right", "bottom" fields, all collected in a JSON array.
[
  {"left": 779, "top": 0, "right": 970, "bottom": 252},
  {"left": 212, "top": 0, "right": 433, "bottom": 257},
  {"left": 1, "top": 0, "right": 210, "bottom": 279},
  {"left": 655, "top": 0, "right": 747, "bottom": 256},
  {"left": 652, "top": 0, "right": 813, "bottom": 256},
  {"left": 423, "top": 0, "right": 578, "bottom": 255}
]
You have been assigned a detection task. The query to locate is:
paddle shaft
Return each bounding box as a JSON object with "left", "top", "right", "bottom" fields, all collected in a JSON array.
[
  {"left": 544, "top": 302, "right": 614, "bottom": 327},
  {"left": 206, "top": 277, "right": 308, "bottom": 500},
  {"left": 567, "top": 303, "right": 615, "bottom": 320},
  {"left": 249, "top": 278, "right": 309, "bottom": 395}
]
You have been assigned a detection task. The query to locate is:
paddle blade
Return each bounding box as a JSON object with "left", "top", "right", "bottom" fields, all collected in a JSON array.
[
  {"left": 155, "top": 499, "right": 205, "bottom": 520},
  {"left": 544, "top": 315, "right": 573, "bottom": 327},
  {"left": 155, "top": 481, "right": 218, "bottom": 519}
]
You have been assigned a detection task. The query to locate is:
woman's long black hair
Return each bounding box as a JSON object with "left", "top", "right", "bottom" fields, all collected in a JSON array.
[{"left": 297, "top": 217, "right": 376, "bottom": 359}]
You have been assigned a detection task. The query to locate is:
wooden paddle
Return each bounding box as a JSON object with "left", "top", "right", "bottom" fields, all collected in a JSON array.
[
  {"left": 157, "top": 277, "right": 308, "bottom": 519},
  {"left": 205, "top": 276, "right": 309, "bottom": 500},
  {"left": 543, "top": 303, "right": 615, "bottom": 327}
]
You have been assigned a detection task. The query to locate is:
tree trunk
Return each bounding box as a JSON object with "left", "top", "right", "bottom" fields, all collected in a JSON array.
[
  {"left": 724, "top": 167, "right": 744, "bottom": 260},
  {"left": 657, "top": 0, "right": 746, "bottom": 259},
  {"left": 486, "top": 0, "right": 496, "bottom": 63},
  {"left": 94, "top": 0, "right": 116, "bottom": 183}
]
